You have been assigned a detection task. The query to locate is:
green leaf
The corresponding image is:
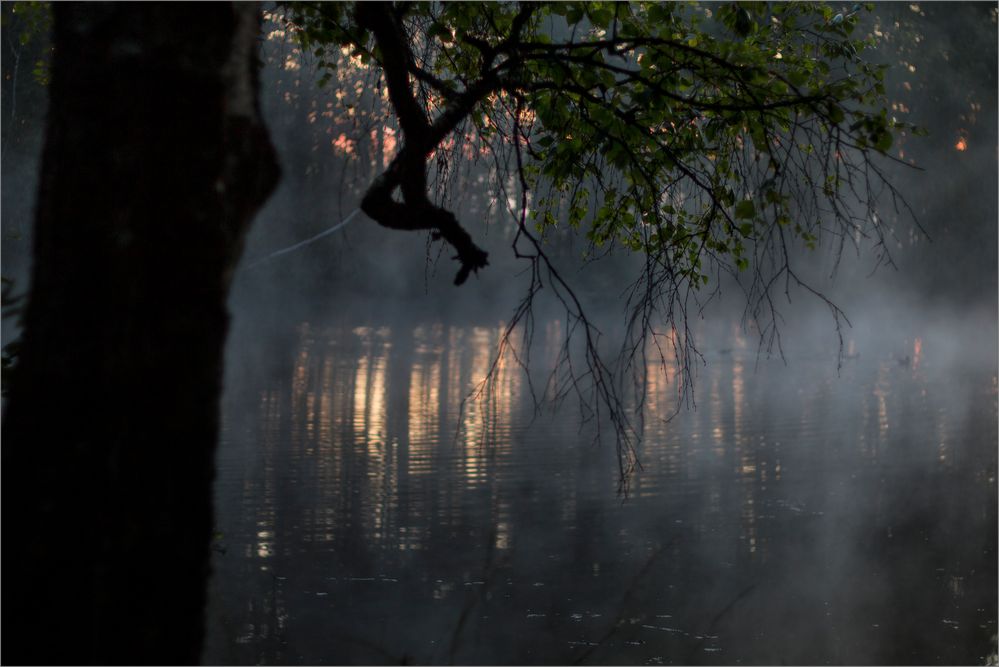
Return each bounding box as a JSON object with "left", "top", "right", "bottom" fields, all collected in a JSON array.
[
  {"left": 874, "top": 131, "right": 893, "bottom": 152},
  {"left": 275, "top": 0, "right": 920, "bottom": 295},
  {"left": 827, "top": 104, "right": 845, "bottom": 124},
  {"left": 787, "top": 69, "right": 809, "bottom": 88},
  {"left": 735, "top": 200, "right": 756, "bottom": 220}
]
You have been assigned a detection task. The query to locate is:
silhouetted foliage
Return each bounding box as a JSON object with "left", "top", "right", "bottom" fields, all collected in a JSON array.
[{"left": 277, "top": 1, "right": 920, "bottom": 481}]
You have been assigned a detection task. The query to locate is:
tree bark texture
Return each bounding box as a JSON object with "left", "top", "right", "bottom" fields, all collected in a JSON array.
[{"left": 2, "top": 4, "right": 278, "bottom": 664}]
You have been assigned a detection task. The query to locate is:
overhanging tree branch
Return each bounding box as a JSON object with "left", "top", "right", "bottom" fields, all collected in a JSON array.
[
  {"left": 354, "top": 2, "right": 535, "bottom": 285},
  {"left": 284, "top": 0, "right": 921, "bottom": 479}
]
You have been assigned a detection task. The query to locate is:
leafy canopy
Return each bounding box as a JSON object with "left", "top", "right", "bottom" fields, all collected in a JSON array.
[
  {"left": 278, "top": 1, "right": 918, "bottom": 477},
  {"left": 282, "top": 1, "right": 914, "bottom": 290}
]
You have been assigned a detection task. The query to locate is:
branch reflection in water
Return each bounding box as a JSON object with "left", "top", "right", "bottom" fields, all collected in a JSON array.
[{"left": 205, "top": 316, "right": 997, "bottom": 665}]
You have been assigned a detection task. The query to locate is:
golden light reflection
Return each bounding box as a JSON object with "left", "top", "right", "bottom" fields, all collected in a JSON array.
[
  {"left": 495, "top": 521, "right": 511, "bottom": 550},
  {"left": 709, "top": 371, "right": 724, "bottom": 449},
  {"left": 255, "top": 530, "right": 274, "bottom": 559},
  {"left": 641, "top": 329, "right": 680, "bottom": 430},
  {"left": 318, "top": 356, "right": 334, "bottom": 448},
  {"left": 305, "top": 389, "right": 317, "bottom": 441},
  {"left": 459, "top": 323, "right": 525, "bottom": 488},
  {"left": 446, "top": 327, "right": 465, "bottom": 419},
  {"left": 742, "top": 495, "right": 758, "bottom": 555},
  {"left": 354, "top": 354, "right": 369, "bottom": 436},
  {"left": 955, "top": 137, "right": 968, "bottom": 151},
  {"left": 874, "top": 364, "right": 891, "bottom": 447},
  {"left": 349, "top": 329, "right": 395, "bottom": 543},
  {"left": 364, "top": 354, "right": 388, "bottom": 455},
  {"left": 408, "top": 328, "right": 443, "bottom": 476},
  {"left": 459, "top": 326, "right": 495, "bottom": 458},
  {"left": 732, "top": 360, "right": 745, "bottom": 449},
  {"left": 290, "top": 325, "right": 315, "bottom": 451},
  {"left": 936, "top": 409, "right": 950, "bottom": 466}
]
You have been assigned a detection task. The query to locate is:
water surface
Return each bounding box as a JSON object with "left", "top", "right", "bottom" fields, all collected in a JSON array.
[{"left": 205, "top": 311, "right": 997, "bottom": 665}]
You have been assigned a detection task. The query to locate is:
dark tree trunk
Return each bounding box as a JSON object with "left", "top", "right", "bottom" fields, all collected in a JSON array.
[{"left": 2, "top": 4, "right": 279, "bottom": 664}]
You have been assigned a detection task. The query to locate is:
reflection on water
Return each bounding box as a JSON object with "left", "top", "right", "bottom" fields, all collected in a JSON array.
[{"left": 205, "top": 317, "right": 997, "bottom": 665}]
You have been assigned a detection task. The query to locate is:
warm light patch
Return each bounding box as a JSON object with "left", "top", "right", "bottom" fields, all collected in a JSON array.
[
  {"left": 517, "top": 107, "right": 536, "bottom": 127},
  {"left": 383, "top": 127, "right": 397, "bottom": 165},
  {"left": 955, "top": 137, "right": 967, "bottom": 151},
  {"left": 333, "top": 133, "right": 356, "bottom": 155}
]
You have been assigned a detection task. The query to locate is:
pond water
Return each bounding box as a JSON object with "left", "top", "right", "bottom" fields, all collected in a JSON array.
[{"left": 204, "top": 311, "right": 997, "bottom": 665}]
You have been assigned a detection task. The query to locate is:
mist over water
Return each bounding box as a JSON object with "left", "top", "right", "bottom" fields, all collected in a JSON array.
[
  {"left": 0, "top": 3, "right": 995, "bottom": 665},
  {"left": 203, "top": 5, "right": 997, "bottom": 664},
  {"left": 203, "top": 305, "right": 995, "bottom": 665}
]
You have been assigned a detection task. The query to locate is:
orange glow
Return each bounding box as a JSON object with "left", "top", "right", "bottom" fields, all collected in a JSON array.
[
  {"left": 332, "top": 133, "right": 356, "bottom": 155},
  {"left": 913, "top": 337, "right": 922, "bottom": 369},
  {"left": 517, "top": 107, "right": 536, "bottom": 127},
  {"left": 955, "top": 137, "right": 967, "bottom": 151},
  {"left": 383, "top": 127, "right": 397, "bottom": 163}
]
